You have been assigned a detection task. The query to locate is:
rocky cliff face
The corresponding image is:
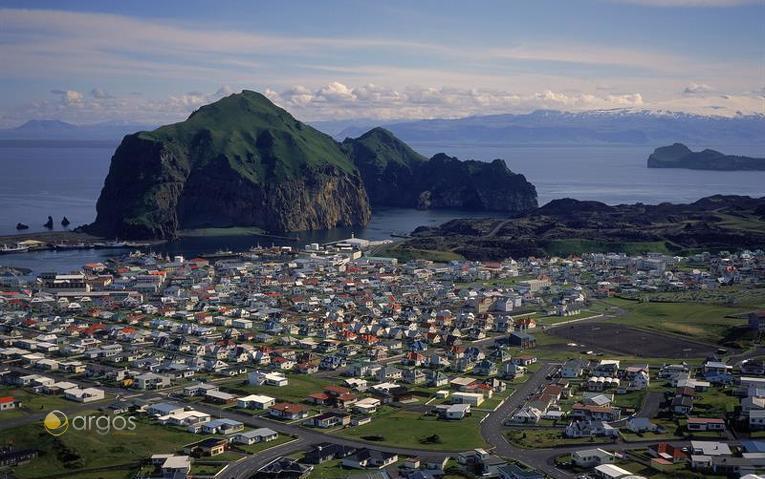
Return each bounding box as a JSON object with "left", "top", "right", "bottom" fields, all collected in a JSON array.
[
  {"left": 344, "top": 128, "right": 538, "bottom": 213},
  {"left": 89, "top": 91, "right": 370, "bottom": 239}
]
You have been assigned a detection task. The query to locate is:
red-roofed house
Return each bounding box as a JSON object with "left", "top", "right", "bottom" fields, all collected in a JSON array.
[{"left": 0, "top": 396, "right": 22, "bottom": 411}]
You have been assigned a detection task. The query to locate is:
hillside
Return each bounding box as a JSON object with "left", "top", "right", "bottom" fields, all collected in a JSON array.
[
  {"left": 343, "top": 128, "right": 538, "bottom": 212},
  {"left": 392, "top": 195, "right": 765, "bottom": 260},
  {"left": 647, "top": 143, "right": 765, "bottom": 171}
]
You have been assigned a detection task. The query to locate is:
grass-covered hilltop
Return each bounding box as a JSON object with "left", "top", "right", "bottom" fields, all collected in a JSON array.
[
  {"left": 88, "top": 90, "right": 538, "bottom": 239},
  {"left": 648, "top": 143, "right": 765, "bottom": 170}
]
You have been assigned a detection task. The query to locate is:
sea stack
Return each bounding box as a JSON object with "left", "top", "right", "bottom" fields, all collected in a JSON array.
[
  {"left": 43, "top": 216, "right": 54, "bottom": 228},
  {"left": 16, "top": 223, "right": 29, "bottom": 230},
  {"left": 61, "top": 217, "right": 71, "bottom": 227}
]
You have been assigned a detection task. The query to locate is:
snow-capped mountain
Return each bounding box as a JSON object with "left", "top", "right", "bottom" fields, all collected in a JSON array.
[{"left": 328, "top": 109, "right": 765, "bottom": 146}]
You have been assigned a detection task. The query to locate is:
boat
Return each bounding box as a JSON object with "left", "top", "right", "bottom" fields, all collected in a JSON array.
[
  {"left": 93, "top": 240, "right": 129, "bottom": 249},
  {"left": 54, "top": 242, "right": 90, "bottom": 250},
  {"left": 0, "top": 244, "right": 30, "bottom": 254}
]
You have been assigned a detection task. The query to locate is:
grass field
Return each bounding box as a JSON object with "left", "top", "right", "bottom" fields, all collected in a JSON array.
[
  {"left": 0, "top": 388, "right": 84, "bottom": 419},
  {"left": 371, "top": 243, "right": 464, "bottom": 263},
  {"left": 541, "top": 239, "right": 675, "bottom": 256},
  {"left": 0, "top": 416, "right": 205, "bottom": 479},
  {"left": 624, "top": 284, "right": 765, "bottom": 309},
  {"left": 223, "top": 374, "right": 334, "bottom": 404},
  {"left": 605, "top": 297, "right": 750, "bottom": 346},
  {"left": 506, "top": 428, "right": 611, "bottom": 448},
  {"left": 234, "top": 434, "right": 295, "bottom": 454},
  {"left": 336, "top": 406, "right": 487, "bottom": 451}
]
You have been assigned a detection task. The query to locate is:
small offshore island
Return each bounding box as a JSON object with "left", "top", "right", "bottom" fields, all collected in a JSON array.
[{"left": 648, "top": 143, "right": 765, "bottom": 171}]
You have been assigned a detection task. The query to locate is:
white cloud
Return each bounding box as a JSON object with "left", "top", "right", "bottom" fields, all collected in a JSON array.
[
  {"left": 2, "top": 82, "right": 761, "bottom": 128},
  {"left": 50, "top": 89, "right": 84, "bottom": 104},
  {"left": 90, "top": 88, "right": 113, "bottom": 99},
  {"left": 266, "top": 83, "right": 648, "bottom": 120},
  {"left": 684, "top": 82, "right": 714, "bottom": 94}
]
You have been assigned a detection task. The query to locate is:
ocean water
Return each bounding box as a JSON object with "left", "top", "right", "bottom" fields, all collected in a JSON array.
[
  {"left": 1, "top": 141, "right": 764, "bottom": 272},
  {"left": 412, "top": 143, "right": 765, "bottom": 205}
]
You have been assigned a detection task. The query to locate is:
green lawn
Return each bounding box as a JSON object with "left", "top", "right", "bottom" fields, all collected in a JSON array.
[
  {"left": 507, "top": 428, "right": 612, "bottom": 448},
  {"left": 613, "top": 390, "right": 646, "bottom": 412},
  {"left": 605, "top": 297, "right": 750, "bottom": 346},
  {"left": 692, "top": 388, "right": 739, "bottom": 416},
  {"left": 541, "top": 239, "right": 675, "bottom": 256},
  {"left": 0, "top": 416, "right": 207, "bottom": 479},
  {"left": 305, "top": 458, "right": 351, "bottom": 479},
  {"left": 371, "top": 244, "right": 464, "bottom": 263},
  {"left": 234, "top": 434, "right": 295, "bottom": 454},
  {"left": 223, "top": 374, "right": 335, "bottom": 404},
  {"left": 335, "top": 406, "right": 487, "bottom": 451},
  {"left": 0, "top": 387, "right": 99, "bottom": 418}
]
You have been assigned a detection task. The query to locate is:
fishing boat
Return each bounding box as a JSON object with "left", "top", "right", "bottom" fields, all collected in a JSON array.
[
  {"left": 0, "top": 244, "right": 30, "bottom": 254},
  {"left": 54, "top": 242, "right": 91, "bottom": 250},
  {"left": 93, "top": 240, "right": 130, "bottom": 249}
]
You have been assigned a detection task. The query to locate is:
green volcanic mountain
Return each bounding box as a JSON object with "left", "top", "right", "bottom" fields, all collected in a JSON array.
[
  {"left": 89, "top": 91, "right": 538, "bottom": 239},
  {"left": 647, "top": 143, "right": 765, "bottom": 171}
]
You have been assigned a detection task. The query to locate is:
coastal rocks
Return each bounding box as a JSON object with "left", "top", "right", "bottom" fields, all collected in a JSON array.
[
  {"left": 16, "top": 223, "right": 29, "bottom": 230},
  {"left": 43, "top": 216, "right": 53, "bottom": 228},
  {"left": 61, "top": 217, "right": 70, "bottom": 227}
]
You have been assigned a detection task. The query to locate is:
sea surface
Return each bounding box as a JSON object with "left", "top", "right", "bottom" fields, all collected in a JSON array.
[{"left": 1, "top": 140, "right": 763, "bottom": 272}]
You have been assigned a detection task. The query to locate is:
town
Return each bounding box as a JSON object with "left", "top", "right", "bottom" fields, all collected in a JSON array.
[{"left": 0, "top": 239, "right": 764, "bottom": 479}]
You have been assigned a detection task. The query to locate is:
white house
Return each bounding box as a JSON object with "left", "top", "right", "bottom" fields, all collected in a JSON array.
[
  {"left": 572, "top": 448, "right": 615, "bottom": 468},
  {"left": 237, "top": 394, "right": 276, "bottom": 410},
  {"left": 64, "top": 387, "right": 105, "bottom": 403},
  {"left": 452, "top": 392, "right": 484, "bottom": 406},
  {"left": 233, "top": 428, "right": 278, "bottom": 445},
  {"left": 248, "top": 371, "right": 288, "bottom": 387}
]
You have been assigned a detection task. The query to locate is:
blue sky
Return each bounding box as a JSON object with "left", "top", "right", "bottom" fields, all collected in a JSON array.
[{"left": 0, "top": 0, "right": 763, "bottom": 126}]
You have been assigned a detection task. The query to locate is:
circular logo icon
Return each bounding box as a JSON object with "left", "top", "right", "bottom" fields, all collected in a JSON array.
[{"left": 44, "top": 410, "right": 69, "bottom": 436}]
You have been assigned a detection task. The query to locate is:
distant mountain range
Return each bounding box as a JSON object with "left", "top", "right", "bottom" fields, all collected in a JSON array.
[
  {"left": 6, "top": 109, "right": 764, "bottom": 146},
  {"left": 0, "top": 119, "right": 156, "bottom": 141},
  {"left": 323, "top": 109, "right": 765, "bottom": 146}
]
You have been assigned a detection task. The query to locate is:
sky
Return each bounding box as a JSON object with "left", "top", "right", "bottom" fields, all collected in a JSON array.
[{"left": 0, "top": 0, "right": 763, "bottom": 127}]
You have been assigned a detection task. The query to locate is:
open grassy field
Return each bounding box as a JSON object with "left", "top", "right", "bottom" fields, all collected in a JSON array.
[
  {"left": 0, "top": 387, "right": 87, "bottom": 419},
  {"left": 234, "top": 434, "right": 295, "bottom": 454},
  {"left": 541, "top": 239, "right": 675, "bottom": 256},
  {"left": 335, "top": 406, "right": 487, "bottom": 451},
  {"left": 222, "top": 374, "right": 335, "bottom": 404},
  {"left": 506, "top": 428, "right": 611, "bottom": 448},
  {"left": 371, "top": 243, "right": 465, "bottom": 263},
  {"left": 303, "top": 458, "right": 350, "bottom": 479},
  {"left": 604, "top": 297, "right": 750, "bottom": 346},
  {"left": 0, "top": 416, "right": 205, "bottom": 479},
  {"left": 624, "top": 284, "right": 765, "bottom": 309}
]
